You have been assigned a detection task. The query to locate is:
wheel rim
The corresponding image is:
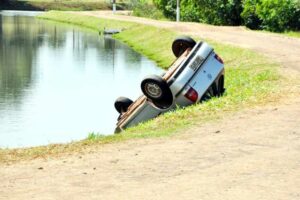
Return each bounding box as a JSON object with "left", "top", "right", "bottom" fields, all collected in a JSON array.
[{"left": 145, "top": 83, "right": 162, "bottom": 98}]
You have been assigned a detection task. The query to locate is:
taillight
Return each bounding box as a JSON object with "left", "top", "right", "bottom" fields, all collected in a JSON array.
[
  {"left": 184, "top": 87, "right": 198, "bottom": 103},
  {"left": 214, "top": 54, "right": 224, "bottom": 64}
]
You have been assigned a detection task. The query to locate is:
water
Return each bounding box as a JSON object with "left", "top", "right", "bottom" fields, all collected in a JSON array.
[{"left": 0, "top": 11, "right": 164, "bottom": 148}]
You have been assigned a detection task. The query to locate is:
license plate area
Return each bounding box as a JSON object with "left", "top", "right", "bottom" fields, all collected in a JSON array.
[{"left": 189, "top": 55, "right": 204, "bottom": 71}]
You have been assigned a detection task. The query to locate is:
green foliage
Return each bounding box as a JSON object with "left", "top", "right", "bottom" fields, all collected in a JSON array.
[
  {"left": 258, "top": 0, "right": 300, "bottom": 32},
  {"left": 179, "top": 0, "right": 201, "bottom": 22},
  {"left": 153, "top": 0, "right": 177, "bottom": 20},
  {"left": 241, "top": 0, "right": 262, "bottom": 29},
  {"left": 153, "top": 0, "right": 300, "bottom": 32},
  {"left": 153, "top": 0, "right": 243, "bottom": 25},
  {"left": 129, "top": 0, "right": 165, "bottom": 19},
  {"left": 242, "top": 0, "right": 300, "bottom": 32}
]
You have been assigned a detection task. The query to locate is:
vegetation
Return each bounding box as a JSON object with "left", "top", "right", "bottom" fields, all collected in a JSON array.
[
  {"left": 242, "top": 0, "right": 300, "bottom": 32},
  {"left": 284, "top": 31, "right": 300, "bottom": 38},
  {"left": 0, "top": 11, "right": 291, "bottom": 164},
  {"left": 152, "top": 0, "right": 300, "bottom": 32},
  {"left": 153, "top": 0, "right": 243, "bottom": 25},
  {"left": 152, "top": 0, "right": 177, "bottom": 20},
  {"left": 2, "top": 0, "right": 299, "bottom": 32},
  {"left": 129, "top": 0, "right": 165, "bottom": 20},
  {"left": 0, "top": 0, "right": 129, "bottom": 11}
]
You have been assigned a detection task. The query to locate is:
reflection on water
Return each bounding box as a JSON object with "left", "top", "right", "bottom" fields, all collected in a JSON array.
[{"left": 0, "top": 11, "right": 163, "bottom": 148}]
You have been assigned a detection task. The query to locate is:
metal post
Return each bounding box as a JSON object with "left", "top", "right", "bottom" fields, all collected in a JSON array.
[
  {"left": 176, "top": 0, "right": 180, "bottom": 22},
  {"left": 112, "top": 0, "right": 116, "bottom": 14}
]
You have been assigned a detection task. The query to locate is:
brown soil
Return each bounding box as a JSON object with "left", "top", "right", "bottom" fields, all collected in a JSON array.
[{"left": 1, "top": 11, "right": 300, "bottom": 200}]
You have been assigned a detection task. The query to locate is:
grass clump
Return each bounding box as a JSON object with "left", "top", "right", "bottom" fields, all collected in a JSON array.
[
  {"left": 256, "top": 29, "right": 300, "bottom": 39},
  {"left": 284, "top": 31, "right": 300, "bottom": 38},
  {"left": 0, "top": 11, "right": 286, "bottom": 164}
]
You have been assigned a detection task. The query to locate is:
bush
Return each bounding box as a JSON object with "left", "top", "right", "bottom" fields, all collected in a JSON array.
[
  {"left": 241, "top": 0, "right": 262, "bottom": 29},
  {"left": 153, "top": 0, "right": 177, "bottom": 20},
  {"left": 129, "top": 0, "right": 165, "bottom": 20},
  {"left": 152, "top": 0, "right": 300, "bottom": 32},
  {"left": 242, "top": 0, "right": 300, "bottom": 32},
  {"left": 153, "top": 0, "right": 243, "bottom": 25},
  {"left": 180, "top": 0, "right": 218, "bottom": 24},
  {"left": 257, "top": 0, "right": 300, "bottom": 32}
]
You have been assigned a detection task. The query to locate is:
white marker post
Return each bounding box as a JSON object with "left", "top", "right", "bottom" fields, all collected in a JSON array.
[
  {"left": 176, "top": 0, "right": 180, "bottom": 22},
  {"left": 112, "top": 0, "right": 116, "bottom": 14}
]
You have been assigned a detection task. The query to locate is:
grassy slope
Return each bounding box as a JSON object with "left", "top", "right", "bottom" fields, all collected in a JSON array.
[
  {"left": 1, "top": 0, "right": 129, "bottom": 11},
  {"left": 0, "top": 11, "right": 284, "bottom": 164}
]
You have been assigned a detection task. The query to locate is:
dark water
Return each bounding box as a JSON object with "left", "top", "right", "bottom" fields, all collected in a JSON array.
[{"left": 0, "top": 11, "right": 163, "bottom": 148}]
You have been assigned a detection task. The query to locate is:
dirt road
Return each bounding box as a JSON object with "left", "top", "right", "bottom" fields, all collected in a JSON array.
[
  {"left": 1, "top": 11, "right": 300, "bottom": 200},
  {"left": 1, "top": 98, "right": 300, "bottom": 200},
  {"left": 80, "top": 11, "right": 300, "bottom": 72}
]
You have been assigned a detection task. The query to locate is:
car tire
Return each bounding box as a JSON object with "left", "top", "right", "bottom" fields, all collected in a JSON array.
[
  {"left": 218, "top": 75, "right": 225, "bottom": 96},
  {"left": 114, "top": 96, "right": 133, "bottom": 114},
  {"left": 205, "top": 82, "right": 217, "bottom": 97},
  {"left": 201, "top": 75, "right": 225, "bottom": 101},
  {"left": 141, "top": 75, "right": 173, "bottom": 108},
  {"left": 172, "top": 36, "right": 196, "bottom": 58},
  {"left": 210, "top": 75, "right": 225, "bottom": 97}
]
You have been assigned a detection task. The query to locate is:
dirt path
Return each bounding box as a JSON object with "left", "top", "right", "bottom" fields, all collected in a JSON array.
[
  {"left": 79, "top": 11, "right": 300, "bottom": 72},
  {"left": 1, "top": 97, "right": 300, "bottom": 200},
  {"left": 1, "top": 11, "right": 300, "bottom": 200}
]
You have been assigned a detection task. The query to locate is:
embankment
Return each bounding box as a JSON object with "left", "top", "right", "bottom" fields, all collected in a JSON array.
[
  {"left": 0, "top": 11, "right": 287, "bottom": 163},
  {"left": 0, "top": 1, "right": 126, "bottom": 11}
]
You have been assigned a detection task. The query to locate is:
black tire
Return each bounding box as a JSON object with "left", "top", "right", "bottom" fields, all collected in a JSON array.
[
  {"left": 172, "top": 36, "right": 196, "bottom": 58},
  {"left": 141, "top": 75, "right": 173, "bottom": 108},
  {"left": 114, "top": 96, "right": 133, "bottom": 114},
  {"left": 209, "top": 75, "right": 225, "bottom": 97},
  {"left": 210, "top": 82, "right": 219, "bottom": 97},
  {"left": 218, "top": 75, "right": 225, "bottom": 96},
  {"left": 201, "top": 75, "right": 225, "bottom": 101}
]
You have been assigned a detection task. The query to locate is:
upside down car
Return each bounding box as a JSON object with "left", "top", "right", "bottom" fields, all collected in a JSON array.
[{"left": 114, "top": 36, "right": 225, "bottom": 133}]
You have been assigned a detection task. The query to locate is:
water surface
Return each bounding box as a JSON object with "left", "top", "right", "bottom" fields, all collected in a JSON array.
[{"left": 0, "top": 11, "right": 163, "bottom": 148}]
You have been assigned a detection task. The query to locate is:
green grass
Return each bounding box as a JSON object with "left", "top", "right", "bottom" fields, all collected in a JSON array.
[
  {"left": 0, "top": 11, "right": 287, "bottom": 164},
  {"left": 284, "top": 31, "right": 300, "bottom": 38},
  {"left": 256, "top": 29, "right": 300, "bottom": 39},
  {"left": 38, "top": 11, "right": 137, "bottom": 31},
  {"left": 1, "top": 0, "right": 129, "bottom": 11}
]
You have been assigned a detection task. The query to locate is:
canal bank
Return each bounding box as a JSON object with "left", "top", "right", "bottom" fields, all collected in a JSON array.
[
  {"left": 0, "top": 10, "right": 165, "bottom": 148},
  {"left": 1, "top": 10, "right": 295, "bottom": 163},
  {"left": 0, "top": 1, "right": 126, "bottom": 11}
]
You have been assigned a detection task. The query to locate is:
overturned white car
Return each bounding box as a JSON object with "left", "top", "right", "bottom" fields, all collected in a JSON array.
[{"left": 114, "top": 36, "right": 225, "bottom": 132}]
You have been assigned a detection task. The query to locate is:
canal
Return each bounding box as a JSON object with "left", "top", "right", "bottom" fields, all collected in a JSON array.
[{"left": 0, "top": 11, "right": 163, "bottom": 148}]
